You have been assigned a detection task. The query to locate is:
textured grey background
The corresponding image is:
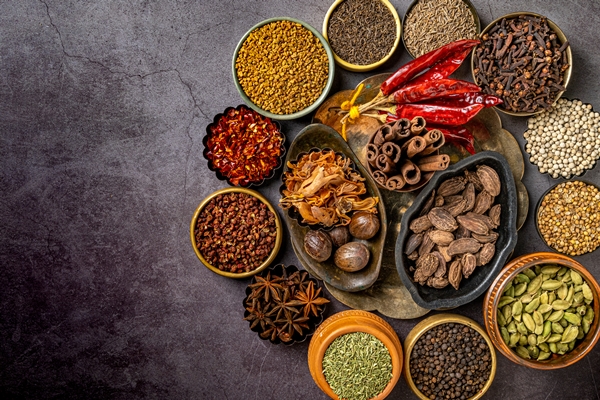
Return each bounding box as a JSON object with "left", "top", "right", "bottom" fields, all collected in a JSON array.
[{"left": 1, "top": 0, "right": 599, "bottom": 399}]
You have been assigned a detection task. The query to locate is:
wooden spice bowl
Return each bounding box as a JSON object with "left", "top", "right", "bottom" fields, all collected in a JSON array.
[
  {"left": 403, "top": 313, "right": 497, "bottom": 400},
  {"left": 189, "top": 187, "right": 282, "bottom": 279},
  {"left": 323, "top": 0, "right": 402, "bottom": 72},
  {"left": 307, "top": 310, "right": 403, "bottom": 399},
  {"left": 483, "top": 252, "right": 600, "bottom": 369}
]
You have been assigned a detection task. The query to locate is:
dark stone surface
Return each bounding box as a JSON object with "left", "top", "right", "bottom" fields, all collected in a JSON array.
[{"left": 0, "top": 0, "right": 598, "bottom": 399}]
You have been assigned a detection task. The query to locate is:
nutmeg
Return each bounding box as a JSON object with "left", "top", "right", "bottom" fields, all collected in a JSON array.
[
  {"left": 328, "top": 226, "right": 350, "bottom": 247},
  {"left": 349, "top": 211, "right": 380, "bottom": 240},
  {"left": 334, "top": 242, "right": 370, "bottom": 272},
  {"left": 303, "top": 230, "right": 332, "bottom": 262}
]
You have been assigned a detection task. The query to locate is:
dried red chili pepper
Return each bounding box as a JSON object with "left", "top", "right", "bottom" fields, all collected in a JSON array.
[
  {"left": 425, "top": 92, "right": 503, "bottom": 108},
  {"left": 408, "top": 47, "right": 474, "bottom": 85},
  {"left": 380, "top": 39, "right": 480, "bottom": 96},
  {"left": 429, "top": 125, "right": 476, "bottom": 155},
  {"left": 206, "top": 106, "right": 284, "bottom": 186},
  {"left": 389, "top": 79, "right": 482, "bottom": 104},
  {"left": 380, "top": 103, "right": 484, "bottom": 126}
]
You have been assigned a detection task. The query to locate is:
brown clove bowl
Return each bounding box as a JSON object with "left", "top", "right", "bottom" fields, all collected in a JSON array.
[
  {"left": 471, "top": 12, "right": 573, "bottom": 117},
  {"left": 483, "top": 252, "right": 600, "bottom": 369}
]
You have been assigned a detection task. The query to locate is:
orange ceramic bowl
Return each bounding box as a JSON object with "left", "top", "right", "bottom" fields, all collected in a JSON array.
[
  {"left": 307, "top": 310, "right": 403, "bottom": 399},
  {"left": 483, "top": 252, "right": 600, "bottom": 369}
]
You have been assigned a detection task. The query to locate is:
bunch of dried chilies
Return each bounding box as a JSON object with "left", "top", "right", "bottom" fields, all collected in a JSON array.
[{"left": 341, "top": 39, "right": 503, "bottom": 154}]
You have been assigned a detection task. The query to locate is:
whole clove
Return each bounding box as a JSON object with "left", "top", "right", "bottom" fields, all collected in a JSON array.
[{"left": 473, "top": 15, "right": 570, "bottom": 114}]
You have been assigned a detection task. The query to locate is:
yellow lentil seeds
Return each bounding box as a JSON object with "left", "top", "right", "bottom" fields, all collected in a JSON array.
[
  {"left": 537, "top": 181, "right": 600, "bottom": 255},
  {"left": 235, "top": 20, "right": 329, "bottom": 115}
]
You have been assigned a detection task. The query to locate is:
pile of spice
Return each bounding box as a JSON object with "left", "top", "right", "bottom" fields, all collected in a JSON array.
[
  {"left": 205, "top": 106, "right": 284, "bottom": 186},
  {"left": 410, "top": 323, "right": 492, "bottom": 399},
  {"left": 537, "top": 181, "right": 600, "bottom": 255},
  {"left": 524, "top": 98, "right": 600, "bottom": 178},
  {"left": 403, "top": 0, "right": 478, "bottom": 58},
  {"left": 194, "top": 192, "right": 277, "bottom": 273},
  {"left": 473, "top": 15, "right": 570, "bottom": 114},
  {"left": 327, "top": 0, "right": 397, "bottom": 65},
  {"left": 405, "top": 165, "right": 502, "bottom": 289},
  {"left": 322, "top": 332, "right": 392, "bottom": 400},
  {"left": 235, "top": 20, "right": 329, "bottom": 115},
  {"left": 244, "top": 267, "right": 329, "bottom": 343},
  {"left": 497, "top": 264, "right": 595, "bottom": 360}
]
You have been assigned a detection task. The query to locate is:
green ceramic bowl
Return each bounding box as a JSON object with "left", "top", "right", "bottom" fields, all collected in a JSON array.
[{"left": 232, "top": 17, "right": 336, "bottom": 120}]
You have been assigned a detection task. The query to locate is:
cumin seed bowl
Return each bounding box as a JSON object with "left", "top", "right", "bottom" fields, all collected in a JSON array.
[
  {"left": 323, "top": 0, "right": 402, "bottom": 72},
  {"left": 471, "top": 12, "right": 573, "bottom": 117},
  {"left": 232, "top": 17, "right": 335, "bottom": 120},
  {"left": 189, "top": 187, "right": 282, "bottom": 279},
  {"left": 307, "top": 310, "right": 403, "bottom": 399},
  {"left": 483, "top": 252, "right": 600, "bottom": 370}
]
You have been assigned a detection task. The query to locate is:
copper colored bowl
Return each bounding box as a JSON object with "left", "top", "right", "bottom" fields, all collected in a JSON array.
[{"left": 483, "top": 252, "right": 600, "bottom": 369}]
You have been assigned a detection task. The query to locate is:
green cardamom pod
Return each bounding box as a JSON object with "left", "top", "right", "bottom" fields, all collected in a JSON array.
[
  {"left": 533, "top": 310, "right": 544, "bottom": 326},
  {"left": 547, "top": 333, "right": 562, "bottom": 343},
  {"left": 582, "top": 282, "right": 593, "bottom": 301},
  {"left": 549, "top": 342, "right": 558, "bottom": 353},
  {"left": 517, "top": 321, "right": 528, "bottom": 335},
  {"left": 505, "top": 286, "right": 515, "bottom": 298},
  {"left": 557, "top": 266, "right": 569, "bottom": 277},
  {"left": 538, "top": 342, "right": 550, "bottom": 353},
  {"left": 513, "top": 313, "right": 522, "bottom": 322},
  {"left": 547, "top": 310, "right": 564, "bottom": 322},
  {"left": 557, "top": 342, "right": 569, "bottom": 354},
  {"left": 537, "top": 303, "right": 553, "bottom": 314},
  {"left": 509, "top": 332, "right": 520, "bottom": 347},
  {"left": 498, "top": 296, "right": 516, "bottom": 308},
  {"left": 515, "top": 346, "right": 530, "bottom": 359},
  {"left": 542, "top": 280, "right": 563, "bottom": 291},
  {"left": 583, "top": 307, "right": 594, "bottom": 324},
  {"left": 541, "top": 265, "right": 561, "bottom": 275},
  {"left": 500, "top": 327, "right": 510, "bottom": 345},
  {"left": 537, "top": 351, "right": 551, "bottom": 361},
  {"left": 507, "top": 321, "right": 517, "bottom": 334},
  {"left": 520, "top": 293, "right": 534, "bottom": 304},
  {"left": 534, "top": 324, "right": 544, "bottom": 335},
  {"left": 527, "top": 274, "right": 543, "bottom": 294},
  {"left": 524, "top": 298, "right": 540, "bottom": 313},
  {"left": 570, "top": 270, "right": 583, "bottom": 285},
  {"left": 503, "top": 281, "right": 514, "bottom": 294},
  {"left": 560, "top": 326, "right": 577, "bottom": 343},
  {"left": 542, "top": 320, "right": 552, "bottom": 338},
  {"left": 560, "top": 273, "right": 572, "bottom": 284},
  {"left": 523, "top": 313, "right": 536, "bottom": 332},
  {"left": 548, "top": 291, "right": 556, "bottom": 304},
  {"left": 565, "top": 285, "right": 575, "bottom": 303},
  {"left": 574, "top": 284, "right": 583, "bottom": 293},
  {"left": 527, "top": 345, "right": 539, "bottom": 359},
  {"left": 512, "top": 300, "right": 523, "bottom": 317},
  {"left": 576, "top": 327, "right": 585, "bottom": 340},
  {"left": 540, "top": 292, "right": 549, "bottom": 305},
  {"left": 515, "top": 273, "right": 531, "bottom": 283},
  {"left": 552, "top": 299, "right": 571, "bottom": 310},
  {"left": 524, "top": 268, "right": 537, "bottom": 280},
  {"left": 557, "top": 284, "right": 568, "bottom": 300},
  {"left": 502, "top": 304, "right": 513, "bottom": 323},
  {"left": 519, "top": 334, "right": 529, "bottom": 346},
  {"left": 573, "top": 292, "right": 585, "bottom": 307},
  {"left": 551, "top": 322, "right": 564, "bottom": 334},
  {"left": 582, "top": 319, "right": 591, "bottom": 335},
  {"left": 559, "top": 318, "right": 569, "bottom": 328},
  {"left": 527, "top": 333, "right": 537, "bottom": 347},
  {"left": 497, "top": 309, "right": 507, "bottom": 327},
  {"left": 563, "top": 312, "right": 582, "bottom": 326},
  {"left": 569, "top": 339, "right": 577, "bottom": 350},
  {"left": 514, "top": 282, "right": 527, "bottom": 297}
]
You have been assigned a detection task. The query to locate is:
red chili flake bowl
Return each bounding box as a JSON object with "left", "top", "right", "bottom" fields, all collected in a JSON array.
[{"left": 203, "top": 104, "right": 286, "bottom": 188}]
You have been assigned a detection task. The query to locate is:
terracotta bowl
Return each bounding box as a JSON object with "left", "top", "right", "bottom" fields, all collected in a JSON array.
[
  {"left": 483, "top": 252, "right": 600, "bottom": 369},
  {"left": 190, "top": 187, "right": 282, "bottom": 279},
  {"left": 307, "top": 310, "right": 403, "bottom": 399},
  {"left": 403, "top": 313, "right": 496, "bottom": 400}
]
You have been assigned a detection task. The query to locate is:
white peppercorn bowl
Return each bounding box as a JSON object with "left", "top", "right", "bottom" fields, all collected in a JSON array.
[
  {"left": 232, "top": 17, "right": 335, "bottom": 120},
  {"left": 190, "top": 187, "right": 282, "bottom": 279}
]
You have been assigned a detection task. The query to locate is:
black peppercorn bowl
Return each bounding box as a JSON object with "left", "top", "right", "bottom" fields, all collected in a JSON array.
[
  {"left": 395, "top": 151, "right": 518, "bottom": 309},
  {"left": 403, "top": 313, "right": 497, "bottom": 400},
  {"left": 189, "top": 187, "right": 282, "bottom": 279},
  {"left": 203, "top": 104, "right": 286, "bottom": 188},
  {"left": 243, "top": 264, "right": 327, "bottom": 345}
]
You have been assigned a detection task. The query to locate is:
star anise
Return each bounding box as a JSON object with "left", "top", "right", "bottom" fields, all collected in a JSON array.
[
  {"left": 287, "top": 270, "right": 312, "bottom": 293},
  {"left": 266, "top": 287, "right": 303, "bottom": 321},
  {"left": 248, "top": 271, "right": 284, "bottom": 302},
  {"left": 294, "top": 281, "right": 330, "bottom": 318},
  {"left": 275, "top": 312, "right": 310, "bottom": 341},
  {"left": 244, "top": 298, "right": 274, "bottom": 331}
]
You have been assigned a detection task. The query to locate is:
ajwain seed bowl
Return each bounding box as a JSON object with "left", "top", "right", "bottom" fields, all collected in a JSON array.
[
  {"left": 233, "top": 17, "right": 335, "bottom": 120},
  {"left": 307, "top": 310, "right": 403, "bottom": 399},
  {"left": 403, "top": 314, "right": 497, "bottom": 400},
  {"left": 190, "top": 187, "right": 282, "bottom": 279},
  {"left": 483, "top": 252, "right": 600, "bottom": 369}
]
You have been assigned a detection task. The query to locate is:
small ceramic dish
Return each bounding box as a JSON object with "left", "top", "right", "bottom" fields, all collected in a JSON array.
[
  {"left": 395, "top": 151, "right": 518, "bottom": 309},
  {"left": 232, "top": 17, "right": 335, "bottom": 120},
  {"left": 203, "top": 104, "right": 286, "bottom": 188},
  {"left": 243, "top": 264, "right": 327, "bottom": 345},
  {"left": 323, "top": 0, "right": 402, "bottom": 72},
  {"left": 535, "top": 180, "right": 600, "bottom": 256},
  {"left": 404, "top": 314, "right": 496, "bottom": 400},
  {"left": 308, "top": 310, "right": 403, "bottom": 399},
  {"left": 471, "top": 12, "right": 572, "bottom": 116},
  {"left": 483, "top": 252, "right": 600, "bottom": 369},
  {"left": 402, "top": 0, "right": 480, "bottom": 59},
  {"left": 190, "top": 187, "right": 282, "bottom": 279}
]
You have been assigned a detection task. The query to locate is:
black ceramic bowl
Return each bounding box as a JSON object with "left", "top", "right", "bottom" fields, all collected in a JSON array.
[
  {"left": 203, "top": 104, "right": 286, "bottom": 188},
  {"left": 243, "top": 264, "right": 327, "bottom": 345},
  {"left": 395, "top": 151, "right": 518, "bottom": 310}
]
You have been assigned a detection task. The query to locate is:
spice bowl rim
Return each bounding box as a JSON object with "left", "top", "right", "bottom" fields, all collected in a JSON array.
[
  {"left": 482, "top": 252, "right": 600, "bottom": 369},
  {"left": 403, "top": 313, "right": 497, "bottom": 400},
  {"left": 203, "top": 104, "right": 287, "bottom": 188},
  {"left": 401, "top": 0, "right": 481, "bottom": 59},
  {"left": 524, "top": 98, "right": 599, "bottom": 180},
  {"left": 189, "top": 186, "right": 283, "bottom": 279},
  {"left": 470, "top": 11, "right": 573, "bottom": 117},
  {"left": 232, "top": 16, "right": 335, "bottom": 120},
  {"left": 322, "top": 0, "right": 402, "bottom": 72},
  {"left": 534, "top": 179, "right": 600, "bottom": 256},
  {"left": 395, "top": 151, "right": 518, "bottom": 310},
  {"left": 307, "top": 309, "right": 403, "bottom": 399},
  {"left": 242, "top": 264, "right": 327, "bottom": 345}
]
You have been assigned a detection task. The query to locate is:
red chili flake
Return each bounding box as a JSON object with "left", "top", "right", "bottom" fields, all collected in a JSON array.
[{"left": 206, "top": 106, "right": 284, "bottom": 186}]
